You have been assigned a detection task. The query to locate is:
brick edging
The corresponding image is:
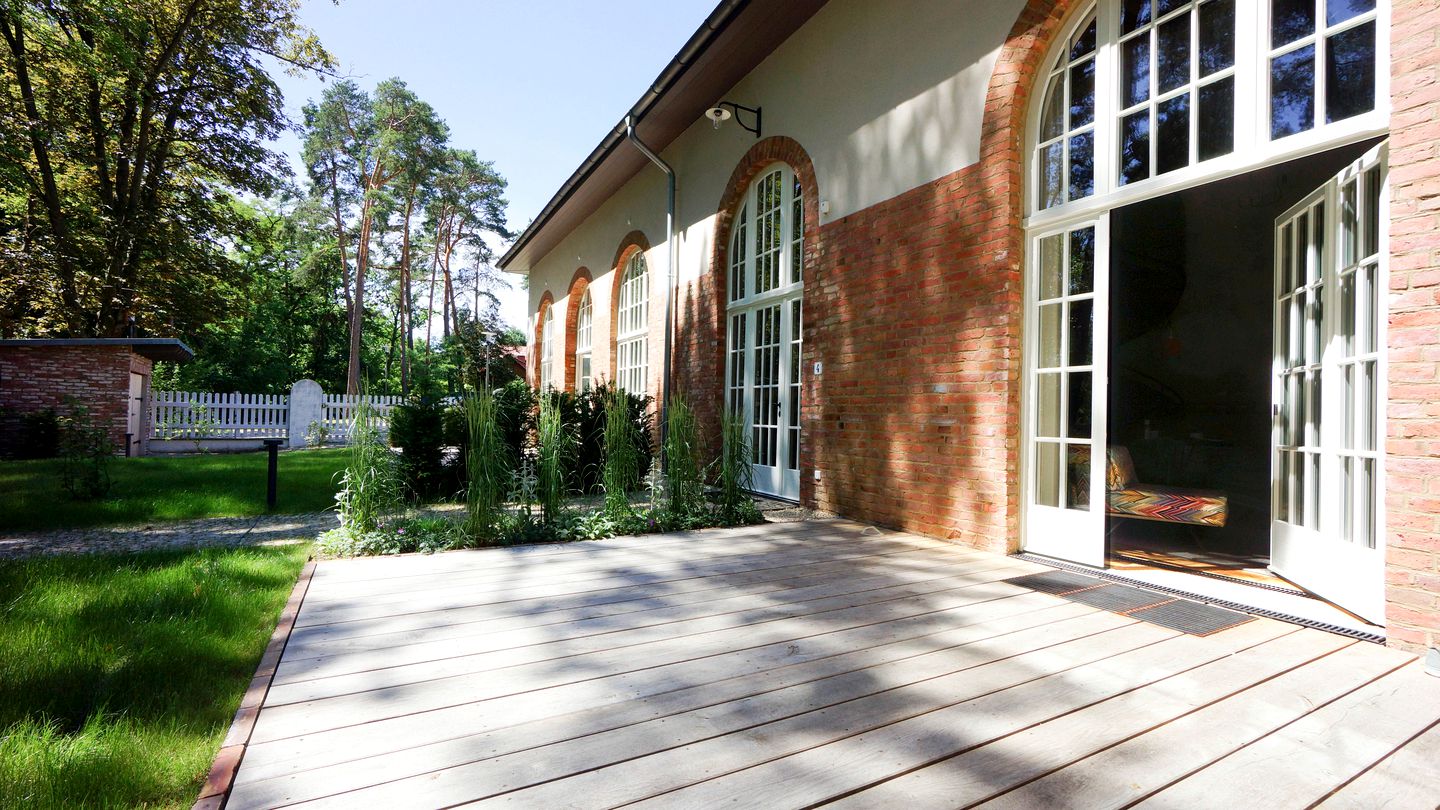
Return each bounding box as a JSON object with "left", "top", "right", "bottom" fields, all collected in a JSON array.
[{"left": 193, "top": 558, "right": 317, "bottom": 809}]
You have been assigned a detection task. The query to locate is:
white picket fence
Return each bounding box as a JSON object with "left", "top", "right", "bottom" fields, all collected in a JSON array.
[{"left": 150, "top": 389, "right": 401, "bottom": 441}]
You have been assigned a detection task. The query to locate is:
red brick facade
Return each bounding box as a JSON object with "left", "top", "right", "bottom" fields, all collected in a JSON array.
[
  {"left": 562, "top": 268, "right": 593, "bottom": 392},
  {"left": 1384, "top": 0, "right": 1440, "bottom": 653},
  {"left": 531, "top": 291, "right": 555, "bottom": 388},
  {"left": 0, "top": 345, "right": 152, "bottom": 456}
]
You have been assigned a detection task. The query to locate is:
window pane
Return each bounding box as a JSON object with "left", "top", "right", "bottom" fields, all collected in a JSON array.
[
  {"left": 1036, "top": 442, "right": 1060, "bottom": 507},
  {"left": 1271, "top": 45, "right": 1315, "bottom": 139},
  {"left": 1066, "top": 444, "right": 1091, "bottom": 510},
  {"left": 1364, "top": 166, "right": 1380, "bottom": 258},
  {"left": 1041, "top": 142, "right": 1063, "bottom": 209},
  {"left": 1037, "top": 374, "right": 1061, "bottom": 437},
  {"left": 1198, "top": 77, "right": 1235, "bottom": 160},
  {"left": 1157, "top": 0, "right": 1187, "bottom": 15},
  {"left": 1157, "top": 12, "right": 1191, "bottom": 94},
  {"left": 1123, "top": 35, "right": 1151, "bottom": 107},
  {"left": 1040, "top": 76, "right": 1065, "bottom": 142},
  {"left": 1157, "top": 93, "right": 1190, "bottom": 175},
  {"left": 1069, "top": 132, "right": 1095, "bottom": 201},
  {"left": 1199, "top": 0, "right": 1236, "bottom": 75},
  {"left": 1341, "top": 178, "right": 1358, "bottom": 266},
  {"left": 1276, "top": 451, "right": 1289, "bottom": 522},
  {"left": 1069, "top": 60, "right": 1096, "bottom": 128},
  {"left": 1069, "top": 227, "right": 1095, "bottom": 294},
  {"left": 1039, "top": 304, "right": 1062, "bottom": 367},
  {"left": 1040, "top": 234, "right": 1063, "bottom": 299},
  {"left": 1069, "top": 300, "right": 1093, "bottom": 366},
  {"left": 1068, "top": 372, "right": 1092, "bottom": 439},
  {"left": 1326, "top": 21, "right": 1375, "bottom": 123},
  {"left": 1272, "top": 0, "right": 1315, "bottom": 47},
  {"left": 1122, "top": 0, "right": 1151, "bottom": 34},
  {"left": 1327, "top": 0, "right": 1374, "bottom": 26},
  {"left": 1121, "top": 111, "right": 1151, "bottom": 185},
  {"left": 1070, "top": 17, "right": 1098, "bottom": 59}
]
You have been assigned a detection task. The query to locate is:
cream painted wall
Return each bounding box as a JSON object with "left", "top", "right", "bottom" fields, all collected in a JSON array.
[{"left": 523, "top": 0, "right": 1026, "bottom": 377}]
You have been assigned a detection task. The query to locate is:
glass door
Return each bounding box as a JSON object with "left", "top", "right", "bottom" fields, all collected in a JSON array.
[
  {"left": 1270, "top": 142, "right": 1386, "bottom": 624},
  {"left": 1023, "top": 217, "right": 1109, "bottom": 567}
]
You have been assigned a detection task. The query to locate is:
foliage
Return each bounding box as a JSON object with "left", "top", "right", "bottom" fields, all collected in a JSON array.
[
  {"left": 716, "top": 407, "right": 763, "bottom": 526},
  {"left": 535, "top": 392, "right": 575, "bottom": 524},
  {"left": 55, "top": 399, "right": 110, "bottom": 500},
  {"left": 462, "top": 391, "right": 508, "bottom": 544},
  {"left": 304, "top": 420, "right": 330, "bottom": 449},
  {"left": 0, "top": 544, "right": 308, "bottom": 809},
  {"left": 317, "top": 514, "right": 456, "bottom": 556},
  {"left": 662, "top": 394, "right": 705, "bottom": 520},
  {"left": 493, "top": 378, "right": 537, "bottom": 471},
  {"left": 11, "top": 408, "right": 59, "bottom": 460},
  {"left": 388, "top": 396, "right": 449, "bottom": 500},
  {"left": 158, "top": 403, "right": 220, "bottom": 453},
  {"left": 333, "top": 399, "right": 401, "bottom": 532},
  {"left": 601, "top": 385, "right": 644, "bottom": 518},
  {"left": 0, "top": 449, "right": 349, "bottom": 532},
  {"left": 0, "top": 0, "right": 335, "bottom": 337}
]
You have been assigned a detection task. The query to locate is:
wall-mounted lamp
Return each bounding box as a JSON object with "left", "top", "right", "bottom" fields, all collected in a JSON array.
[{"left": 704, "top": 101, "right": 762, "bottom": 138}]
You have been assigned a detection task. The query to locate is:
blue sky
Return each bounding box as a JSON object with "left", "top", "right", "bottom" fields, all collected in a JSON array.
[{"left": 269, "top": 0, "right": 718, "bottom": 329}]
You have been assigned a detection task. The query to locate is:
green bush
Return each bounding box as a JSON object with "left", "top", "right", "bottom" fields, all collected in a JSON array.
[
  {"left": 56, "top": 399, "right": 112, "bottom": 500},
  {"left": 536, "top": 392, "right": 576, "bottom": 524},
  {"left": 334, "top": 399, "right": 402, "bottom": 532},
  {"left": 388, "top": 396, "right": 448, "bottom": 499},
  {"left": 602, "top": 386, "right": 644, "bottom": 518},
  {"left": 317, "top": 514, "right": 457, "bottom": 556},
  {"left": 663, "top": 393, "right": 705, "bottom": 520},
  {"left": 716, "top": 407, "right": 763, "bottom": 526},
  {"left": 462, "top": 391, "right": 509, "bottom": 543}
]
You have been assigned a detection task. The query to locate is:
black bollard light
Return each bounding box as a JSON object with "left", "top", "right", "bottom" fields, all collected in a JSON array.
[{"left": 262, "top": 438, "right": 283, "bottom": 511}]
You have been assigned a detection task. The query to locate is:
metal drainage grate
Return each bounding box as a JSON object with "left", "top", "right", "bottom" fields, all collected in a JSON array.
[
  {"left": 1005, "top": 570, "right": 1103, "bottom": 596},
  {"left": 1063, "top": 584, "right": 1175, "bottom": 613},
  {"left": 1128, "top": 600, "right": 1253, "bottom": 636}
]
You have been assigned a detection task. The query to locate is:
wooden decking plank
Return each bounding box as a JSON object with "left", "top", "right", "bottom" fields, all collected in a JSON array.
[
  {"left": 285, "top": 543, "right": 1008, "bottom": 647},
  {"left": 250, "top": 569, "right": 1039, "bottom": 741},
  {"left": 295, "top": 538, "right": 970, "bottom": 627},
  {"left": 237, "top": 590, "right": 1069, "bottom": 781},
  {"left": 1134, "top": 659, "right": 1437, "bottom": 809},
  {"left": 1317, "top": 717, "right": 1440, "bottom": 809},
  {"left": 274, "top": 555, "right": 1026, "bottom": 685},
  {"left": 283, "top": 545, "right": 1002, "bottom": 659},
  {"left": 611, "top": 620, "right": 1288, "bottom": 810},
  {"left": 302, "top": 530, "right": 958, "bottom": 604},
  {"left": 824, "top": 622, "right": 1343, "bottom": 808},
  {"left": 228, "top": 605, "right": 1120, "bottom": 808},
  {"left": 973, "top": 640, "right": 1414, "bottom": 809}
]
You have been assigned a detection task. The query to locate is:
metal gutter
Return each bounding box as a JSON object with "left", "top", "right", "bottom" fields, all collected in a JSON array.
[
  {"left": 625, "top": 115, "right": 678, "bottom": 456},
  {"left": 497, "top": 0, "right": 748, "bottom": 271}
]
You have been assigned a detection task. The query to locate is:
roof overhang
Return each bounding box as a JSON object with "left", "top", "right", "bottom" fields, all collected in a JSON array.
[
  {"left": 498, "top": 0, "right": 829, "bottom": 274},
  {"left": 0, "top": 338, "right": 196, "bottom": 363}
]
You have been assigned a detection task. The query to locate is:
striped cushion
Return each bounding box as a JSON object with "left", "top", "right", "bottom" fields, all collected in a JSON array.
[{"left": 1107, "top": 483, "right": 1229, "bottom": 527}]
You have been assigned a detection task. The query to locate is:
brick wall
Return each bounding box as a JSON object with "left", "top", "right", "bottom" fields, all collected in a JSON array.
[
  {"left": 0, "top": 345, "right": 139, "bottom": 455},
  {"left": 1384, "top": 0, "right": 1440, "bottom": 654}
]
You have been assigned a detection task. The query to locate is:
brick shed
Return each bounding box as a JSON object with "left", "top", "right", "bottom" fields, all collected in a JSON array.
[{"left": 0, "top": 338, "right": 194, "bottom": 458}]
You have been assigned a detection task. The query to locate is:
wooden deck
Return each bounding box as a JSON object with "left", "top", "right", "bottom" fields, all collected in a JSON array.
[{"left": 226, "top": 520, "right": 1440, "bottom": 809}]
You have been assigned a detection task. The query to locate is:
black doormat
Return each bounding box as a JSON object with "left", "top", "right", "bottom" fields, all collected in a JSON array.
[
  {"left": 1128, "top": 599, "right": 1254, "bottom": 636},
  {"left": 1004, "top": 570, "right": 1104, "bottom": 596},
  {"left": 1063, "top": 584, "right": 1176, "bottom": 613}
]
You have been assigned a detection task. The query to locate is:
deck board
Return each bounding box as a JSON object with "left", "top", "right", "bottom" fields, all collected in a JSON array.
[{"left": 224, "top": 519, "right": 1439, "bottom": 809}]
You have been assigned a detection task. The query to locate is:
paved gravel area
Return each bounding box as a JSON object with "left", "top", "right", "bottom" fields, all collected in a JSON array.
[{"left": 0, "top": 512, "right": 335, "bottom": 560}]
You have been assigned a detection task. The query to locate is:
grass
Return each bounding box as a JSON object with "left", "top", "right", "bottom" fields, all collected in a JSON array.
[
  {"left": 0, "top": 543, "right": 310, "bottom": 808},
  {"left": 0, "top": 449, "right": 350, "bottom": 532}
]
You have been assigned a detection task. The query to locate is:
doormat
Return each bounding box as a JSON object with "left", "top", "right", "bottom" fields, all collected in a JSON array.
[
  {"left": 1004, "top": 570, "right": 1105, "bottom": 596},
  {"left": 1063, "top": 583, "right": 1175, "bottom": 613},
  {"left": 1128, "top": 599, "right": 1254, "bottom": 636}
]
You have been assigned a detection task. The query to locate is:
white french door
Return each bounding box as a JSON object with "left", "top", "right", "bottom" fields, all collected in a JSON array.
[
  {"left": 1022, "top": 216, "right": 1109, "bottom": 567},
  {"left": 1270, "top": 142, "right": 1386, "bottom": 624},
  {"left": 726, "top": 164, "right": 805, "bottom": 500}
]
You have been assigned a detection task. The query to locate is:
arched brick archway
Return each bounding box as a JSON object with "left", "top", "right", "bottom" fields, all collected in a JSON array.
[
  {"left": 609, "top": 230, "right": 652, "bottom": 387},
  {"left": 532, "top": 291, "right": 555, "bottom": 389},
  {"left": 562, "top": 267, "right": 592, "bottom": 392}
]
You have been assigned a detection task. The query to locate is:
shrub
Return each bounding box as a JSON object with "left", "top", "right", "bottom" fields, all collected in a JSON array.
[
  {"left": 493, "top": 379, "right": 537, "bottom": 472},
  {"left": 388, "top": 396, "right": 447, "bottom": 499},
  {"left": 601, "top": 386, "right": 643, "bottom": 518},
  {"left": 56, "top": 399, "right": 112, "bottom": 500},
  {"left": 317, "top": 514, "right": 458, "bottom": 556},
  {"left": 716, "top": 407, "right": 763, "bottom": 526},
  {"left": 462, "top": 391, "right": 508, "bottom": 543},
  {"left": 662, "top": 393, "right": 705, "bottom": 520},
  {"left": 536, "top": 392, "right": 576, "bottom": 524},
  {"left": 303, "top": 420, "right": 330, "bottom": 448},
  {"left": 334, "top": 399, "right": 401, "bottom": 532}
]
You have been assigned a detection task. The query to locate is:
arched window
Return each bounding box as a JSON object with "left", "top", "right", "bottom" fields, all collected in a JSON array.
[
  {"left": 616, "top": 252, "right": 648, "bottom": 394},
  {"left": 1034, "top": 0, "right": 1382, "bottom": 215},
  {"left": 538, "top": 305, "right": 555, "bottom": 391},
  {"left": 575, "top": 289, "right": 593, "bottom": 392}
]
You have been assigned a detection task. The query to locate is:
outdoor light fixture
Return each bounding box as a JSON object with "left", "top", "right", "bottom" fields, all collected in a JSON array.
[{"left": 705, "top": 101, "right": 761, "bottom": 138}]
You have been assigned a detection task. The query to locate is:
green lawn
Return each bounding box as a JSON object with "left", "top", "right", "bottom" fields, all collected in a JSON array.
[
  {"left": 0, "top": 544, "right": 310, "bottom": 808},
  {"left": 0, "top": 449, "right": 349, "bottom": 532}
]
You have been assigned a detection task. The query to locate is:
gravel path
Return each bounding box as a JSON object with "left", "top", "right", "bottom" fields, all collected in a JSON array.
[{"left": 0, "top": 512, "right": 337, "bottom": 561}]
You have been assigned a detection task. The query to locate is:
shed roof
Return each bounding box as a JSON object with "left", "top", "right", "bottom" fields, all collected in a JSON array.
[
  {"left": 0, "top": 338, "right": 195, "bottom": 363},
  {"left": 497, "top": 0, "right": 829, "bottom": 273}
]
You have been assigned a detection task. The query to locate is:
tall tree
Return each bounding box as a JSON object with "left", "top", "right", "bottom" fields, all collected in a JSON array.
[{"left": 0, "top": 0, "right": 333, "bottom": 336}]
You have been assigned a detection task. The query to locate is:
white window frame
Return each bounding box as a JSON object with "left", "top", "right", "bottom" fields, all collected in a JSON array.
[
  {"left": 616, "top": 252, "right": 649, "bottom": 395},
  {"left": 1026, "top": 0, "right": 1389, "bottom": 231},
  {"left": 538, "top": 305, "right": 555, "bottom": 391},
  {"left": 575, "top": 288, "right": 592, "bottom": 392}
]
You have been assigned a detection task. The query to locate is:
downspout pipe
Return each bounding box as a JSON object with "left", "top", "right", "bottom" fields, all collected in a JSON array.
[{"left": 625, "top": 114, "right": 676, "bottom": 462}]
